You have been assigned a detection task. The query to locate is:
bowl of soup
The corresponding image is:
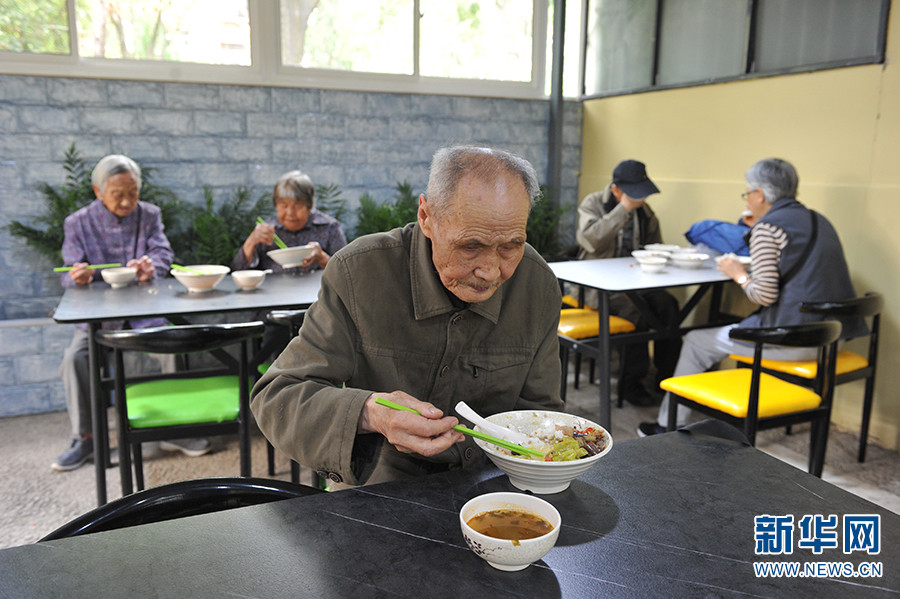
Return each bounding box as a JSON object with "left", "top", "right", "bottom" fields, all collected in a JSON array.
[
  {"left": 100, "top": 266, "right": 136, "bottom": 289},
  {"left": 170, "top": 265, "right": 230, "bottom": 293},
  {"left": 472, "top": 410, "right": 612, "bottom": 494},
  {"left": 459, "top": 492, "right": 561, "bottom": 571}
]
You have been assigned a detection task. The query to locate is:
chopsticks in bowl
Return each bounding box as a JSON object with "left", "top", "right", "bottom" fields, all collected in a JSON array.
[
  {"left": 257, "top": 217, "right": 288, "bottom": 249},
  {"left": 375, "top": 397, "right": 545, "bottom": 458}
]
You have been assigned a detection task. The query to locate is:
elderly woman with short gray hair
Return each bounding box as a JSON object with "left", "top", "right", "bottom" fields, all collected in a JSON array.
[
  {"left": 639, "top": 157, "right": 868, "bottom": 437},
  {"left": 231, "top": 170, "right": 347, "bottom": 274},
  {"left": 54, "top": 154, "right": 210, "bottom": 471}
]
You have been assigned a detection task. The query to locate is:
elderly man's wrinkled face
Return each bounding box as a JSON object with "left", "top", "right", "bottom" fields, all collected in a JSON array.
[
  {"left": 96, "top": 173, "right": 140, "bottom": 218},
  {"left": 419, "top": 173, "right": 530, "bottom": 304},
  {"left": 276, "top": 197, "right": 311, "bottom": 233}
]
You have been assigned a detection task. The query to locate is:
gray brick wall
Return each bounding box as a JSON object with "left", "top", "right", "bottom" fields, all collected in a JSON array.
[{"left": 0, "top": 74, "right": 582, "bottom": 417}]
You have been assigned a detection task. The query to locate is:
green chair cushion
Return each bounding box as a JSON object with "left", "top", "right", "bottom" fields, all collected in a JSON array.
[
  {"left": 125, "top": 375, "right": 241, "bottom": 429},
  {"left": 257, "top": 362, "right": 271, "bottom": 375}
]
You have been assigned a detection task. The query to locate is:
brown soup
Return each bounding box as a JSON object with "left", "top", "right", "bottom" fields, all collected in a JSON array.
[{"left": 467, "top": 509, "right": 554, "bottom": 541}]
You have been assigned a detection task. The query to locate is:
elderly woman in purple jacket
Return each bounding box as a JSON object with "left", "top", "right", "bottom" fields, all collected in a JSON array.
[{"left": 53, "top": 155, "right": 208, "bottom": 472}]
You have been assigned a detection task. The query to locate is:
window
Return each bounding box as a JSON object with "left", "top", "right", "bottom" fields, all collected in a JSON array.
[
  {"left": 76, "top": 0, "right": 250, "bottom": 65},
  {"left": 0, "top": 0, "right": 555, "bottom": 99},
  {"left": 0, "top": 0, "right": 70, "bottom": 54},
  {"left": 584, "top": 0, "right": 890, "bottom": 97}
]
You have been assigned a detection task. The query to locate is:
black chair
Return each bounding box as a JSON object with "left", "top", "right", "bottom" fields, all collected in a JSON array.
[
  {"left": 661, "top": 321, "right": 842, "bottom": 477},
  {"left": 39, "top": 477, "right": 324, "bottom": 541},
  {"left": 261, "top": 309, "right": 309, "bottom": 485},
  {"left": 730, "top": 293, "right": 883, "bottom": 461},
  {"left": 94, "top": 321, "right": 265, "bottom": 496}
]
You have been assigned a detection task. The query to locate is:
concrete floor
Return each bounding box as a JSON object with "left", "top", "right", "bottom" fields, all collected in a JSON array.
[{"left": 2, "top": 367, "right": 898, "bottom": 550}]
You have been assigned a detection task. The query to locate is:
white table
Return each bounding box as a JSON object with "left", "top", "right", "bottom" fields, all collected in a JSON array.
[
  {"left": 549, "top": 257, "right": 734, "bottom": 428},
  {"left": 52, "top": 271, "right": 324, "bottom": 505}
]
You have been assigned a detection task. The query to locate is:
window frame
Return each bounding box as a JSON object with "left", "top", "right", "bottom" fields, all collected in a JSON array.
[
  {"left": 0, "top": 0, "right": 551, "bottom": 100},
  {"left": 581, "top": 0, "right": 891, "bottom": 100}
]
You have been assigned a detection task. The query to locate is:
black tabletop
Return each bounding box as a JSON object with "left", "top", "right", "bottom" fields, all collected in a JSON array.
[
  {"left": 1, "top": 429, "right": 896, "bottom": 598},
  {"left": 52, "top": 270, "right": 324, "bottom": 323}
]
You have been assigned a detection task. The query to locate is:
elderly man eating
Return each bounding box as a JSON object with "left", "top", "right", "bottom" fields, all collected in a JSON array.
[{"left": 251, "top": 145, "right": 563, "bottom": 486}]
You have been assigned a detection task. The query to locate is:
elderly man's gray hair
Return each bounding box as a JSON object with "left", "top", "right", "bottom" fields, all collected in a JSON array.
[
  {"left": 745, "top": 158, "right": 798, "bottom": 205},
  {"left": 92, "top": 155, "right": 142, "bottom": 195},
  {"left": 425, "top": 145, "right": 540, "bottom": 215}
]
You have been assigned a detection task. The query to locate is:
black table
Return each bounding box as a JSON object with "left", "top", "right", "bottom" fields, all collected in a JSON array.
[
  {"left": 549, "top": 257, "right": 735, "bottom": 428},
  {"left": 52, "top": 271, "right": 323, "bottom": 506},
  {"left": 1, "top": 428, "right": 896, "bottom": 598}
]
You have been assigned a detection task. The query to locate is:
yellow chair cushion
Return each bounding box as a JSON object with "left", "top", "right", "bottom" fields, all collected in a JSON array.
[
  {"left": 561, "top": 294, "right": 580, "bottom": 308},
  {"left": 125, "top": 375, "right": 241, "bottom": 429},
  {"left": 660, "top": 369, "right": 822, "bottom": 419},
  {"left": 558, "top": 309, "right": 636, "bottom": 339},
  {"left": 729, "top": 350, "right": 868, "bottom": 379}
]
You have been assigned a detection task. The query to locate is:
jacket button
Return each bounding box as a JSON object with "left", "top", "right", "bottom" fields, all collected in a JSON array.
[
  {"left": 328, "top": 472, "right": 343, "bottom": 483},
  {"left": 316, "top": 470, "right": 328, "bottom": 480},
  {"left": 440, "top": 365, "right": 449, "bottom": 377},
  {"left": 464, "top": 447, "right": 474, "bottom": 460}
]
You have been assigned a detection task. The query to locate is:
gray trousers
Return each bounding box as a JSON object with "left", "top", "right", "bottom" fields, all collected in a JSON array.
[
  {"left": 59, "top": 328, "right": 175, "bottom": 438},
  {"left": 656, "top": 324, "right": 820, "bottom": 427}
]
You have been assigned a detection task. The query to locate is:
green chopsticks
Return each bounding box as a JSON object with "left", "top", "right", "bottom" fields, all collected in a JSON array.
[
  {"left": 375, "top": 397, "right": 544, "bottom": 458},
  {"left": 171, "top": 264, "right": 203, "bottom": 275},
  {"left": 54, "top": 263, "right": 121, "bottom": 272},
  {"left": 257, "top": 217, "right": 288, "bottom": 249}
]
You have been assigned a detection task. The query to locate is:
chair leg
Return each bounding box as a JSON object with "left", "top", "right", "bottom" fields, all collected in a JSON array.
[
  {"left": 809, "top": 418, "right": 830, "bottom": 478},
  {"left": 290, "top": 460, "right": 300, "bottom": 484},
  {"left": 666, "top": 396, "right": 678, "bottom": 432},
  {"left": 133, "top": 443, "right": 145, "bottom": 492},
  {"left": 267, "top": 441, "right": 276, "bottom": 476},
  {"left": 559, "top": 345, "right": 569, "bottom": 402},
  {"left": 858, "top": 376, "right": 876, "bottom": 462},
  {"left": 573, "top": 352, "right": 582, "bottom": 389}
]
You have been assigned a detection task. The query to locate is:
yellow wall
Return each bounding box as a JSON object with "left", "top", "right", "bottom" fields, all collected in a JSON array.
[{"left": 579, "top": 8, "right": 900, "bottom": 450}]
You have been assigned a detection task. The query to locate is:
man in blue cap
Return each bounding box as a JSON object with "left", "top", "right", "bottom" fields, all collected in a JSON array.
[{"left": 574, "top": 159, "right": 681, "bottom": 406}]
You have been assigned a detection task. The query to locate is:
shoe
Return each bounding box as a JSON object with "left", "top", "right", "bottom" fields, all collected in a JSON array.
[
  {"left": 51, "top": 437, "right": 93, "bottom": 472},
  {"left": 637, "top": 422, "right": 667, "bottom": 437},
  {"left": 160, "top": 438, "right": 212, "bottom": 457}
]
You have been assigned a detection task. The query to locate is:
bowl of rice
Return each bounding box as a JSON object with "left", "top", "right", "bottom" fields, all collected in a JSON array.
[{"left": 472, "top": 410, "right": 612, "bottom": 494}]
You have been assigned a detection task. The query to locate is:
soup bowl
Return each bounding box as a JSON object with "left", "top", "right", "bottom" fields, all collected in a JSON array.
[
  {"left": 671, "top": 252, "right": 710, "bottom": 269},
  {"left": 171, "top": 265, "right": 230, "bottom": 293},
  {"left": 268, "top": 245, "right": 314, "bottom": 269},
  {"left": 231, "top": 269, "right": 266, "bottom": 290},
  {"left": 459, "top": 492, "right": 561, "bottom": 571},
  {"left": 473, "top": 410, "right": 612, "bottom": 494},
  {"left": 100, "top": 266, "right": 136, "bottom": 289}
]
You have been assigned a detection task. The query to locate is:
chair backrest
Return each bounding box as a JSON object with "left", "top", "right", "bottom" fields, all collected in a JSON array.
[
  {"left": 728, "top": 321, "right": 842, "bottom": 348},
  {"left": 95, "top": 321, "right": 265, "bottom": 355},
  {"left": 266, "top": 309, "right": 307, "bottom": 336},
  {"left": 800, "top": 292, "right": 883, "bottom": 321},
  {"left": 39, "top": 477, "right": 324, "bottom": 541}
]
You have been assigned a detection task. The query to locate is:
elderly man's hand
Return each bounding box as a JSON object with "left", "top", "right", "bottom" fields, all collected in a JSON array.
[
  {"left": 359, "top": 391, "right": 465, "bottom": 456},
  {"left": 717, "top": 255, "right": 748, "bottom": 282}
]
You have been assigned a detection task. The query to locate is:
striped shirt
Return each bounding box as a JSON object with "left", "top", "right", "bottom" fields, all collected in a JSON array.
[{"left": 744, "top": 221, "right": 787, "bottom": 306}]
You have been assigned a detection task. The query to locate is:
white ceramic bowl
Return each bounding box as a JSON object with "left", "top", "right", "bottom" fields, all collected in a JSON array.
[
  {"left": 171, "top": 265, "right": 230, "bottom": 293},
  {"left": 231, "top": 269, "right": 266, "bottom": 290},
  {"left": 715, "top": 253, "right": 752, "bottom": 266},
  {"left": 632, "top": 249, "right": 671, "bottom": 262},
  {"left": 473, "top": 410, "right": 612, "bottom": 494},
  {"left": 643, "top": 243, "right": 681, "bottom": 253},
  {"left": 268, "top": 245, "right": 314, "bottom": 269},
  {"left": 460, "top": 492, "right": 561, "bottom": 571},
  {"left": 639, "top": 256, "right": 667, "bottom": 273},
  {"left": 671, "top": 252, "right": 710, "bottom": 269},
  {"left": 671, "top": 246, "right": 700, "bottom": 254},
  {"left": 100, "top": 267, "right": 136, "bottom": 289}
]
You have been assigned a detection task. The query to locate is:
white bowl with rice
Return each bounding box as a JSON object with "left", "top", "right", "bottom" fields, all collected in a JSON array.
[{"left": 472, "top": 410, "right": 612, "bottom": 494}]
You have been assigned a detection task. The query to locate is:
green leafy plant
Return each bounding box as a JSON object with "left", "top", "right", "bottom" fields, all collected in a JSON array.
[
  {"left": 314, "top": 182, "right": 349, "bottom": 223},
  {"left": 6, "top": 143, "right": 185, "bottom": 264},
  {"left": 183, "top": 186, "right": 273, "bottom": 265},
  {"left": 526, "top": 186, "right": 570, "bottom": 259},
  {"left": 354, "top": 181, "right": 418, "bottom": 238}
]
